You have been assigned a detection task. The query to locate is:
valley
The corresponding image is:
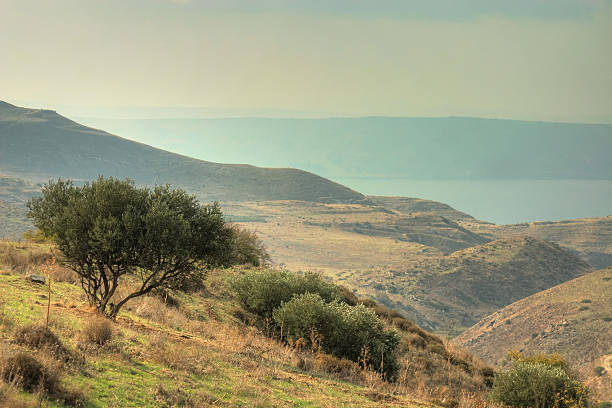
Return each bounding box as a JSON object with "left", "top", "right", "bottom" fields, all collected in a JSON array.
[
  {"left": 454, "top": 268, "right": 612, "bottom": 399},
  {"left": 1, "top": 100, "right": 611, "bottom": 403}
]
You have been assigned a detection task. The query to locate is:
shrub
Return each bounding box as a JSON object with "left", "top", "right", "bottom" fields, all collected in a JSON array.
[
  {"left": 489, "top": 361, "right": 589, "bottom": 408},
  {"left": 13, "top": 324, "right": 70, "bottom": 361},
  {"left": 314, "top": 353, "right": 362, "bottom": 381},
  {"left": 21, "top": 229, "right": 54, "bottom": 244},
  {"left": 80, "top": 317, "right": 112, "bottom": 346},
  {"left": 1, "top": 352, "right": 59, "bottom": 393},
  {"left": 228, "top": 226, "right": 270, "bottom": 267},
  {"left": 507, "top": 350, "right": 569, "bottom": 371},
  {"left": 273, "top": 293, "right": 400, "bottom": 380},
  {"left": 228, "top": 269, "right": 338, "bottom": 319}
]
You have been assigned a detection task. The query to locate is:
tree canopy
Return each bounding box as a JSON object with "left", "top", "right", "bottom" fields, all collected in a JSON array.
[{"left": 27, "top": 177, "right": 235, "bottom": 318}]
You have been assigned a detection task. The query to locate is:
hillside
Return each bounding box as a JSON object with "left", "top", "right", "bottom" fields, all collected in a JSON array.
[
  {"left": 0, "top": 101, "right": 364, "bottom": 204},
  {"left": 224, "top": 201, "right": 594, "bottom": 333},
  {"left": 367, "top": 196, "right": 479, "bottom": 222},
  {"left": 1, "top": 100, "right": 608, "bottom": 342},
  {"left": 346, "top": 236, "right": 593, "bottom": 332},
  {"left": 470, "top": 217, "right": 612, "bottom": 269},
  {"left": 0, "top": 240, "right": 497, "bottom": 407},
  {"left": 453, "top": 268, "right": 612, "bottom": 399}
]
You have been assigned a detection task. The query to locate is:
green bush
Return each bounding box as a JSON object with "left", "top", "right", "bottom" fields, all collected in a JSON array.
[
  {"left": 228, "top": 270, "right": 338, "bottom": 319},
  {"left": 489, "top": 361, "right": 590, "bottom": 408},
  {"left": 228, "top": 226, "right": 270, "bottom": 267},
  {"left": 273, "top": 293, "right": 400, "bottom": 380}
]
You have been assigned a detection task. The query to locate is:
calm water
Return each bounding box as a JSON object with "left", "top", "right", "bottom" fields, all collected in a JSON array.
[{"left": 335, "top": 178, "right": 612, "bottom": 225}]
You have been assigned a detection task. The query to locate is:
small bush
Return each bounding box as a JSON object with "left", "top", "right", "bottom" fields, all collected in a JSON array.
[
  {"left": 314, "top": 353, "right": 362, "bottom": 381},
  {"left": 228, "top": 269, "right": 339, "bottom": 319},
  {"left": 13, "top": 324, "right": 70, "bottom": 360},
  {"left": 490, "top": 361, "right": 589, "bottom": 408},
  {"left": 273, "top": 293, "right": 400, "bottom": 380},
  {"left": 1, "top": 352, "right": 59, "bottom": 393},
  {"left": 401, "top": 333, "right": 426, "bottom": 350},
  {"left": 80, "top": 317, "right": 112, "bottom": 346},
  {"left": 297, "top": 356, "right": 314, "bottom": 371},
  {"left": 228, "top": 226, "right": 271, "bottom": 267}
]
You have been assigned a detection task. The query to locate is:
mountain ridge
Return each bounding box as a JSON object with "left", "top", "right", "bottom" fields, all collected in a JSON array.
[{"left": 0, "top": 101, "right": 365, "bottom": 204}]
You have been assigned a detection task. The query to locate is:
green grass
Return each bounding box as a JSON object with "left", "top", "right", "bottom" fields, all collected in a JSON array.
[{"left": 0, "top": 246, "right": 443, "bottom": 408}]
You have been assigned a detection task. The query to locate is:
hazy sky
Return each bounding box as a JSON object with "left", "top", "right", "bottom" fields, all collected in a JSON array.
[{"left": 2, "top": 0, "right": 612, "bottom": 122}]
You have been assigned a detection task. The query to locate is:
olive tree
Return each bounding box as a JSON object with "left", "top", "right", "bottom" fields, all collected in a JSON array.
[{"left": 27, "top": 177, "right": 235, "bottom": 318}]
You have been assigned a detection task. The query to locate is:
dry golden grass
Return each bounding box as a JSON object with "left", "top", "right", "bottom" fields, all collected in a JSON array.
[
  {"left": 0, "top": 240, "right": 508, "bottom": 407},
  {"left": 454, "top": 268, "right": 612, "bottom": 399},
  {"left": 223, "top": 202, "right": 595, "bottom": 336},
  {"left": 80, "top": 317, "right": 113, "bottom": 346},
  {"left": 0, "top": 240, "right": 78, "bottom": 283}
]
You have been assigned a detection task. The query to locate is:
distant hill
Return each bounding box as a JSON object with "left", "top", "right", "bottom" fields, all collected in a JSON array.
[
  {"left": 453, "top": 268, "right": 612, "bottom": 399},
  {"left": 367, "top": 196, "right": 479, "bottom": 222},
  {"left": 0, "top": 200, "right": 30, "bottom": 238},
  {"left": 78, "top": 115, "right": 612, "bottom": 181},
  {"left": 0, "top": 101, "right": 365, "bottom": 204},
  {"left": 474, "top": 217, "right": 612, "bottom": 269},
  {"left": 224, "top": 201, "right": 595, "bottom": 332},
  {"left": 336, "top": 212, "right": 489, "bottom": 254},
  {"left": 0, "top": 175, "right": 39, "bottom": 238},
  {"left": 350, "top": 236, "right": 593, "bottom": 332}
]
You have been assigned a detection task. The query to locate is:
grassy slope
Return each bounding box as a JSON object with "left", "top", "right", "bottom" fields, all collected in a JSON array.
[
  {"left": 453, "top": 268, "right": 612, "bottom": 399},
  {"left": 0, "top": 102, "right": 364, "bottom": 204},
  {"left": 0, "top": 241, "right": 499, "bottom": 407}
]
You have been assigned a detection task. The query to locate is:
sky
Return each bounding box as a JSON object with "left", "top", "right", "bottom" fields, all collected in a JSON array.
[{"left": 2, "top": 0, "right": 612, "bottom": 122}]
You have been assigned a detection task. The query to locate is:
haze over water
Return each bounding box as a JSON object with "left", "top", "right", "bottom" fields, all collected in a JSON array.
[{"left": 336, "top": 178, "right": 612, "bottom": 225}]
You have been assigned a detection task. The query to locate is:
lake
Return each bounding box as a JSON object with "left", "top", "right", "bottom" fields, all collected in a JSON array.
[{"left": 334, "top": 178, "right": 612, "bottom": 225}]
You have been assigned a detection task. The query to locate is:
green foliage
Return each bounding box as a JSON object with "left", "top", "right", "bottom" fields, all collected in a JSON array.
[
  {"left": 507, "top": 350, "right": 569, "bottom": 371},
  {"left": 228, "top": 225, "right": 270, "bottom": 267},
  {"left": 21, "top": 228, "right": 53, "bottom": 243},
  {"left": 273, "top": 293, "right": 400, "bottom": 380},
  {"left": 228, "top": 269, "right": 339, "bottom": 319},
  {"left": 27, "top": 177, "right": 235, "bottom": 318},
  {"left": 489, "top": 360, "right": 590, "bottom": 408}
]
